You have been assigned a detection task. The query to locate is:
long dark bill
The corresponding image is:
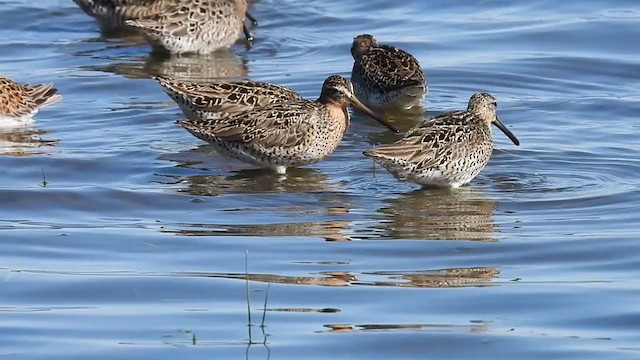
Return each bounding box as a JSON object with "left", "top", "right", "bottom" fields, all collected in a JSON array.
[
  {"left": 493, "top": 117, "right": 520, "bottom": 146},
  {"left": 348, "top": 95, "right": 400, "bottom": 133}
]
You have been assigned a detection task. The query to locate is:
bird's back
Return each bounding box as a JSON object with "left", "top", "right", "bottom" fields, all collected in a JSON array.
[
  {"left": 154, "top": 76, "right": 303, "bottom": 120},
  {"left": 126, "top": 0, "right": 247, "bottom": 53},
  {"left": 365, "top": 111, "right": 492, "bottom": 187},
  {"left": 177, "top": 99, "right": 345, "bottom": 167},
  {"left": 352, "top": 44, "right": 426, "bottom": 108}
]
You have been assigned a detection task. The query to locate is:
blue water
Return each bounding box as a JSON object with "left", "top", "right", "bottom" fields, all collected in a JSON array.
[{"left": 1, "top": 0, "right": 639, "bottom": 359}]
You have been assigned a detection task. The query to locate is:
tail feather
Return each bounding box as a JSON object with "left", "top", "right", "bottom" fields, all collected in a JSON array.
[
  {"left": 364, "top": 144, "right": 422, "bottom": 162},
  {"left": 153, "top": 75, "right": 184, "bottom": 94},
  {"left": 176, "top": 119, "right": 195, "bottom": 129},
  {"left": 176, "top": 119, "right": 216, "bottom": 143},
  {"left": 125, "top": 19, "right": 163, "bottom": 34},
  {"left": 27, "top": 83, "right": 63, "bottom": 109},
  {"left": 176, "top": 119, "right": 208, "bottom": 134},
  {"left": 152, "top": 74, "right": 169, "bottom": 84},
  {"left": 153, "top": 76, "right": 200, "bottom": 112},
  {"left": 155, "top": 77, "right": 246, "bottom": 116}
]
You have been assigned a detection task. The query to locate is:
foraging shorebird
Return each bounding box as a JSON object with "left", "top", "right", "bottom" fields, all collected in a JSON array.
[
  {"left": 350, "top": 34, "right": 427, "bottom": 109},
  {"left": 154, "top": 75, "right": 302, "bottom": 120},
  {"left": 124, "top": 0, "right": 256, "bottom": 54},
  {"left": 364, "top": 93, "right": 519, "bottom": 188},
  {"left": 74, "top": 0, "right": 257, "bottom": 52},
  {"left": 177, "top": 75, "right": 400, "bottom": 174},
  {"left": 0, "top": 75, "right": 62, "bottom": 121}
]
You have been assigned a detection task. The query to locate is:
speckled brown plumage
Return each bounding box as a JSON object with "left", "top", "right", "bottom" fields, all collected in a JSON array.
[
  {"left": 73, "top": 0, "right": 168, "bottom": 30},
  {"left": 0, "top": 76, "right": 62, "bottom": 119},
  {"left": 124, "top": 0, "right": 253, "bottom": 54},
  {"left": 154, "top": 75, "right": 302, "bottom": 120},
  {"left": 351, "top": 34, "right": 427, "bottom": 109},
  {"left": 364, "top": 93, "right": 519, "bottom": 188},
  {"left": 177, "top": 75, "right": 399, "bottom": 174}
]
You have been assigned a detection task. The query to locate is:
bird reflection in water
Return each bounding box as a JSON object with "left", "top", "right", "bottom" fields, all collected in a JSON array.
[
  {"left": 183, "top": 270, "right": 356, "bottom": 287},
  {"left": 358, "top": 103, "right": 425, "bottom": 144},
  {"left": 357, "top": 267, "right": 499, "bottom": 288},
  {"left": 380, "top": 102, "right": 426, "bottom": 126},
  {"left": 0, "top": 126, "right": 57, "bottom": 156},
  {"left": 143, "top": 49, "right": 249, "bottom": 80},
  {"left": 156, "top": 159, "right": 354, "bottom": 241},
  {"left": 182, "top": 266, "right": 497, "bottom": 289},
  {"left": 84, "top": 48, "right": 248, "bottom": 81},
  {"left": 375, "top": 188, "right": 498, "bottom": 242},
  {"left": 158, "top": 151, "right": 339, "bottom": 194},
  {"left": 169, "top": 216, "right": 352, "bottom": 242},
  {"left": 320, "top": 321, "right": 491, "bottom": 334}
]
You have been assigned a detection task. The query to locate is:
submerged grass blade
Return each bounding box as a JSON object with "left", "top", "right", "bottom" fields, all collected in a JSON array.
[{"left": 261, "top": 283, "right": 271, "bottom": 328}]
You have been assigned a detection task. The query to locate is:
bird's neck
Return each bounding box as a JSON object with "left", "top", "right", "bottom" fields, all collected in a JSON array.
[{"left": 324, "top": 101, "right": 350, "bottom": 131}]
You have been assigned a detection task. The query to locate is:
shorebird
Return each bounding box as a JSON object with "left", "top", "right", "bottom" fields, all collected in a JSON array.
[
  {"left": 123, "top": 0, "right": 256, "bottom": 54},
  {"left": 364, "top": 93, "right": 519, "bottom": 188},
  {"left": 350, "top": 34, "right": 427, "bottom": 109},
  {"left": 177, "top": 75, "right": 400, "bottom": 174},
  {"left": 0, "top": 76, "right": 62, "bottom": 121},
  {"left": 154, "top": 75, "right": 302, "bottom": 120},
  {"left": 73, "top": 0, "right": 257, "bottom": 53}
]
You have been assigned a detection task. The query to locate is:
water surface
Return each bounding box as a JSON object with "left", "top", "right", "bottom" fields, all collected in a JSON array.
[{"left": 1, "top": 0, "right": 639, "bottom": 359}]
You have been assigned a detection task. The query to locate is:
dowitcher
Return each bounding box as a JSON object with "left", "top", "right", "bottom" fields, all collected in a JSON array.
[
  {"left": 177, "top": 75, "right": 400, "bottom": 174},
  {"left": 351, "top": 34, "right": 427, "bottom": 109},
  {"left": 364, "top": 93, "right": 519, "bottom": 188},
  {"left": 0, "top": 76, "right": 62, "bottom": 121},
  {"left": 124, "top": 0, "right": 256, "bottom": 54},
  {"left": 154, "top": 75, "right": 302, "bottom": 120},
  {"left": 74, "top": 0, "right": 258, "bottom": 33}
]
